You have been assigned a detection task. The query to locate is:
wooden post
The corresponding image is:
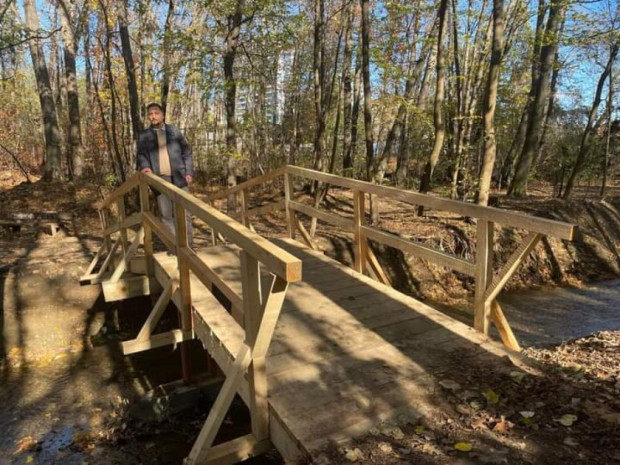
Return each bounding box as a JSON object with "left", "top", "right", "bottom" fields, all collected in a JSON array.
[
  {"left": 175, "top": 199, "right": 192, "bottom": 384},
  {"left": 116, "top": 198, "right": 128, "bottom": 254},
  {"left": 139, "top": 179, "right": 154, "bottom": 277},
  {"left": 240, "top": 250, "right": 268, "bottom": 441},
  {"left": 475, "top": 220, "right": 494, "bottom": 334},
  {"left": 240, "top": 188, "right": 250, "bottom": 227},
  {"left": 284, "top": 173, "right": 296, "bottom": 239},
  {"left": 101, "top": 208, "right": 112, "bottom": 255},
  {"left": 353, "top": 190, "right": 367, "bottom": 274}
]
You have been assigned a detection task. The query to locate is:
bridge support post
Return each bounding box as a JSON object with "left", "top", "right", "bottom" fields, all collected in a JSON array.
[
  {"left": 475, "top": 220, "right": 494, "bottom": 335},
  {"left": 175, "top": 201, "right": 193, "bottom": 384}
]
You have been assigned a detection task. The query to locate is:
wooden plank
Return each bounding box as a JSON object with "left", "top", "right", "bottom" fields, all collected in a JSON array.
[
  {"left": 202, "top": 434, "right": 272, "bottom": 465},
  {"left": 121, "top": 329, "right": 193, "bottom": 355},
  {"left": 288, "top": 200, "right": 355, "bottom": 232},
  {"left": 362, "top": 226, "right": 476, "bottom": 276},
  {"left": 101, "top": 275, "right": 161, "bottom": 302},
  {"left": 490, "top": 300, "right": 521, "bottom": 351},
  {"left": 474, "top": 220, "right": 493, "bottom": 334},
  {"left": 285, "top": 165, "right": 576, "bottom": 240},
  {"left": 484, "top": 232, "right": 542, "bottom": 303},
  {"left": 94, "top": 237, "right": 122, "bottom": 279}
]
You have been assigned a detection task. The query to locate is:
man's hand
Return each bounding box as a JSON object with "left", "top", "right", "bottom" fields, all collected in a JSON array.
[
  {"left": 141, "top": 168, "right": 152, "bottom": 174},
  {"left": 185, "top": 174, "right": 193, "bottom": 185}
]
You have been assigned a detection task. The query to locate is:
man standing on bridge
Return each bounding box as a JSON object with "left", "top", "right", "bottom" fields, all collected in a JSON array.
[{"left": 137, "top": 102, "right": 194, "bottom": 247}]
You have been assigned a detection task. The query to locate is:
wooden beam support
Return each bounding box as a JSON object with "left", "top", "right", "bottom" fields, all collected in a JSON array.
[
  {"left": 102, "top": 275, "right": 161, "bottom": 302},
  {"left": 490, "top": 300, "right": 521, "bottom": 351},
  {"left": 294, "top": 216, "right": 320, "bottom": 251},
  {"left": 484, "top": 232, "right": 542, "bottom": 303},
  {"left": 362, "top": 226, "right": 476, "bottom": 277},
  {"left": 366, "top": 245, "right": 391, "bottom": 286},
  {"left": 136, "top": 271, "right": 179, "bottom": 341},
  {"left": 353, "top": 190, "right": 367, "bottom": 274},
  {"left": 200, "top": 434, "right": 272, "bottom": 465},
  {"left": 185, "top": 344, "right": 253, "bottom": 464},
  {"left": 109, "top": 227, "right": 145, "bottom": 283},
  {"left": 121, "top": 329, "right": 193, "bottom": 355},
  {"left": 284, "top": 173, "right": 296, "bottom": 239},
  {"left": 288, "top": 200, "right": 355, "bottom": 232}
]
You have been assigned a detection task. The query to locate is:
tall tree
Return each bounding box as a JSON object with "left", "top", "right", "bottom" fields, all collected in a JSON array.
[
  {"left": 509, "top": 0, "right": 568, "bottom": 197},
  {"left": 360, "top": 0, "right": 373, "bottom": 180},
  {"left": 23, "top": 0, "right": 63, "bottom": 181},
  {"left": 118, "top": 0, "right": 142, "bottom": 140},
  {"left": 477, "top": 0, "right": 505, "bottom": 205},
  {"left": 418, "top": 0, "right": 449, "bottom": 213},
  {"left": 57, "top": 0, "right": 85, "bottom": 179},
  {"left": 563, "top": 43, "right": 618, "bottom": 199}
]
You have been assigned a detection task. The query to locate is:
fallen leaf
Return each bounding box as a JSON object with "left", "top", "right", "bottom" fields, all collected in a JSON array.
[
  {"left": 510, "top": 371, "right": 526, "bottom": 384},
  {"left": 379, "top": 443, "right": 393, "bottom": 453},
  {"left": 454, "top": 442, "right": 472, "bottom": 452},
  {"left": 414, "top": 425, "right": 425, "bottom": 434},
  {"left": 439, "top": 379, "right": 461, "bottom": 391},
  {"left": 520, "top": 411, "right": 535, "bottom": 419},
  {"left": 14, "top": 436, "right": 37, "bottom": 454},
  {"left": 563, "top": 437, "right": 579, "bottom": 447},
  {"left": 26, "top": 456, "right": 34, "bottom": 464},
  {"left": 492, "top": 416, "right": 513, "bottom": 433},
  {"left": 345, "top": 448, "right": 364, "bottom": 462},
  {"left": 469, "top": 400, "right": 483, "bottom": 411},
  {"left": 556, "top": 414, "right": 577, "bottom": 426},
  {"left": 483, "top": 389, "right": 500, "bottom": 405}
]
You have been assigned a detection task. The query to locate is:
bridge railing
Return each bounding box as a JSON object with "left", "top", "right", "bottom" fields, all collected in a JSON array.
[
  {"left": 87, "top": 172, "right": 302, "bottom": 464},
  {"left": 209, "top": 165, "right": 576, "bottom": 351}
]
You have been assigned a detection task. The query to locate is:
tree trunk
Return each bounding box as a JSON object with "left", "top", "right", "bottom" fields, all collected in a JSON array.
[
  {"left": 360, "top": 0, "right": 373, "bottom": 181},
  {"left": 24, "top": 0, "right": 63, "bottom": 181},
  {"left": 509, "top": 0, "right": 567, "bottom": 197},
  {"left": 118, "top": 0, "right": 142, "bottom": 140},
  {"left": 563, "top": 43, "right": 618, "bottom": 199},
  {"left": 57, "top": 0, "right": 84, "bottom": 179},
  {"left": 161, "top": 0, "right": 174, "bottom": 113},
  {"left": 417, "top": 0, "right": 449, "bottom": 215},
  {"left": 312, "top": 0, "right": 326, "bottom": 176},
  {"left": 601, "top": 57, "right": 613, "bottom": 198},
  {"left": 342, "top": 1, "right": 354, "bottom": 175},
  {"left": 476, "top": 0, "right": 505, "bottom": 205}
]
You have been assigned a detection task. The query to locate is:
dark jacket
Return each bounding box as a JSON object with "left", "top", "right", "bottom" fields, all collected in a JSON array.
[{"left": 136, "top": 124, "right": 194, "bottom": 188}]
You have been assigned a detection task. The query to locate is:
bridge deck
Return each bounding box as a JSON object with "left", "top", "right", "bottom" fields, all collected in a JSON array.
[{"left": 153, "top": 238, "right": 515, "bottom": 462}]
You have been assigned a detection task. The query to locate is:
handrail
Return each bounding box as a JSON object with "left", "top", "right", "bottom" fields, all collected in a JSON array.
[
  {"left": 98, "top": 172, "right": 140, "bottom": 209},
  {"left": 285, "top": 165, "right": 576, "bottom": 241},
  {"left": 207, "top": 166, "right": 287, "bottom": 202},
  {"left": 142, "top": 173, "right": 302, "bottom": 283}
]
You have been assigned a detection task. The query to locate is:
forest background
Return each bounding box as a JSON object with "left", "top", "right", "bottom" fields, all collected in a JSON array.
[{"left": 0, "top": 0, "right": 619, "bottom": 205}]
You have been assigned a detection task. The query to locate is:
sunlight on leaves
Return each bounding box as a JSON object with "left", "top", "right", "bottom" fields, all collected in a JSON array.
[{"left": 454, "top": 442, "right": 473, "bottom": 452}]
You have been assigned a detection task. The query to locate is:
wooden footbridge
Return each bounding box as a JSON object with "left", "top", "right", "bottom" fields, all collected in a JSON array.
[{"left": 81, "top": 166, "right": 575, "bottom": 464}]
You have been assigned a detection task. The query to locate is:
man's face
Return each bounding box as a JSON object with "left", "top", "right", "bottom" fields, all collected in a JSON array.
[{"left": 148, "top": 107, "right": 165, "bottom": 127}]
